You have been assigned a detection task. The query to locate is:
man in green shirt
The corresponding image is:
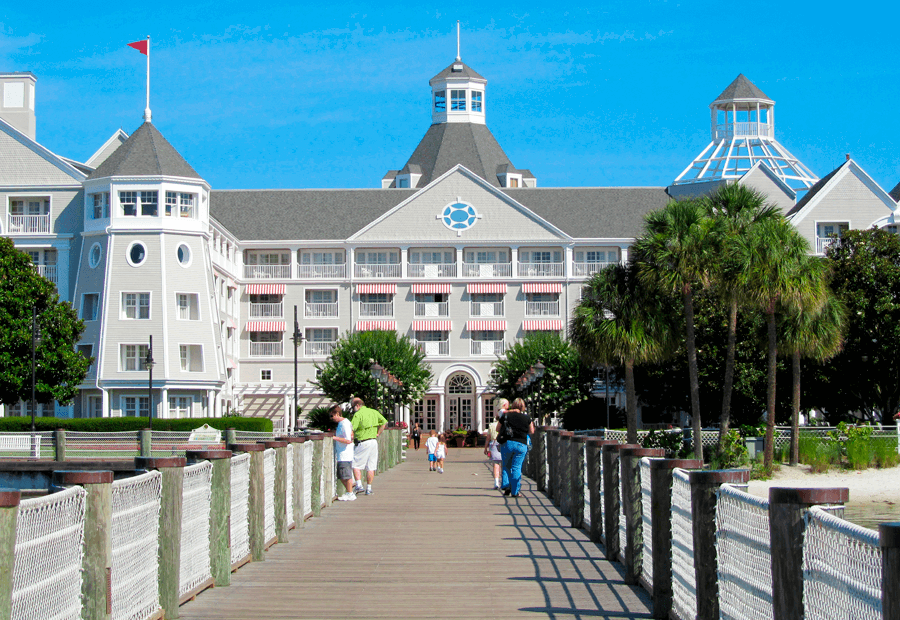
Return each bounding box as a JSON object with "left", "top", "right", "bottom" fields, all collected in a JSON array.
[{"left": 351, "top": 397, "right": 388, "bottom": 495}]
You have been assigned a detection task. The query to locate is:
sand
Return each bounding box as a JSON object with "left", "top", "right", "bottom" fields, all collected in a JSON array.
[{"left": 748, "top": 463, "right": 900, "bottom": 508}]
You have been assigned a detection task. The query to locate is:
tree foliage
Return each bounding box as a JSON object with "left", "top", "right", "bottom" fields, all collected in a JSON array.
[{"left": 0, "top": 237, "right": 90, "bottom": 407}]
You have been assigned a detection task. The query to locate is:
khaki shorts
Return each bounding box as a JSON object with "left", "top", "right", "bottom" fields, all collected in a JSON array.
[{"left": 352, "top": 439, "right": 378, "bottom": 471}]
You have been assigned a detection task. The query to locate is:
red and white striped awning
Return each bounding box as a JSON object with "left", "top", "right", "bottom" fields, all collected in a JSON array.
[
  {"left": 411, "top": 320, "right": 452, "bottom": 331},
  {"left": 356, "top": 283, "right": 397, "bottom": 295},
  {"left": 246, "top": 283, "right": 286, "bottom": 295},
  {"left": 245, "top": 321, "right": 286, "bottom": 332},
  {"left": 467, "top": 283, "right": 507, "bottom": 294},
  {"left": 466, "top": 320, "right": 507, "bottom": 331},
  {"left": 356, "top": 320, "right": 396, "bottom": 331},
  {"left": 410, "top": 283, "right": 452, "bottom": 294},
  {"left": 523, "top": 320, "right": 564, "bottom": 331},
  {"left": 523, "top": 282, "right": 563, "bottom": 293}
]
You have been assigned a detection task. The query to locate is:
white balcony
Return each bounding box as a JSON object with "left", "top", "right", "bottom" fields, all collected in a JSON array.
[
  {"left": 8, "top": 214, "right": 50, "bottom": 234},
  {"left": 526, "top": 301, "right": 559, "bottom": 316},
  {"left": 572, "top": 261, "right": 614, "bottom": 277},
  {"left": 305, "top": 341, "right": 335, "bottom": 357},
  {"left": 518, "top": 262, "right": 564, "bottom": 277},
  {"left": 816, "top": 237, "right": 839, "bottom": 255},
  {"left": 471, "top": 340, "right": 505, "bottom": 356},
  {"left": 34, "top": 264, "right": 57, "bottom": 284},
  {"left": 359, "top": 302, "right": 393, "bottom": 317},
  {"left": 714, "top": 122, "right": 773, "bottom": 140},
  {"left": 415, "top": 302, "right": 449, "bottom": 317},
  {"left": 250, "top": 302, "right": 283, "bottom": 318},
  {"left": 305, "top": 302, "right": 339, "bottom": 318},
  {"left": 408, "top": 263, "right": 457, "bottom": 278},
  {"left": 416, "top": 340, "right": 449, "bottom": 357},
  {"left": 462, "top": 262, "right": 512, "bottom": 278},
  {"left": 243, "top": 265, "right": 291, "bottom": 279},
  {"left": 250, "top": 342, "right": 283, "bottom": 357},
  {"left": 355, "top": 264, "right": 401, "bottom": 278},
  {"left": 470, "top": 301, "right": 504, "bottom": 317},
  {"left": 298, "top": 264, "right": 346, "bottom": 279}
]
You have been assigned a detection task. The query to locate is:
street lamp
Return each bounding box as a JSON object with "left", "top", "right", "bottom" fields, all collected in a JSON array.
[
  {"left": 30, "top": 306, "right": 41, "bottom": 458},
  {"left": 291, "top": 306, "right": 305, "bottom": 433},
  {"left": 146, "top": 336, "right": 155, "bottom": 430}
]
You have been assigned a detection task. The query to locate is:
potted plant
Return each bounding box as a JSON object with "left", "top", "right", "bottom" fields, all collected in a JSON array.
[{"left": 451, "top": 426, "right": 468, "bottom": 447}]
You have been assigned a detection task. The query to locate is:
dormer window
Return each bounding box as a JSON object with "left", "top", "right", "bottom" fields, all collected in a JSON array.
[
  {"left": 451, "top": 90, "right": 466, "bottom": 111},
  {"left": 434, "top": 91, "right": 446, "bottom": 112},
  {"left": 397, "top": 177, "right": 409, "bottom": 188},
  {"left": 90, "top": 193, "right": 109, "bottom": 219},
  {"left": 471, "top": 91, "right": 482, "bottom": 112}
]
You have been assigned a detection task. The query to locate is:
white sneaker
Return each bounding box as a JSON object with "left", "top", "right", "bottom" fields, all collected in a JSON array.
[
  {"left": 345, "top": 493, "right": 356, "bottom": 501},
  {"left": 354, "top": 485, "right": 365, "bottom": 494}
]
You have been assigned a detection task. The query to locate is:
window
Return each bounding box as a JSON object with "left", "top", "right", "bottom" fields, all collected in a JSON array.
[
  {"left": 123, "top": 396, "right": 150, "bottom": 417},
  {"left": 119, "top": 191, "right": 137, "bottom": 216},
  {"left": 471, "top": 90, "right": 482, "bottom": 112},
  {"left": 8, "top": 197, "right": 50, "bottom": 233},
  {"left": 484, "top": 397, "right": 496, "bottom": 425},
  {"left": 466, "top": 250, "right": 508, "bottom": 264},
  {"left": 86, "top": 396, "right": 103, "bottom": 418},
  {"left": 360, "top": 293, "right": 390, "bottom": 304},
  {"left": 179, "top": 345, "right": 203, "bottom": 372},
  {"left": 89, "top": 243, "right": 102, "bottom": 268},
  {"left": 247, "top": 252, "right": 290, "bottom": 265},
  {"left": 410, "top": 251, "right": 453, "bottom": 264},
  {"left": 127, "top": 242, "right": 147, "bottom": 266},
  {"left": 425, "top": 399, "right": 436, "bottom": 429},
  {"left": 81, "top": 293, "right": 100, "bottom": 321},
  {"left": 165, "top": 192, "right": 195, "bottom": 218},
  {"left": 576, "top": 250, "right": 609, "bottom": 263},
  {"left": 169, "top": 396, "right": 192, "bottom": 417},
  {"left": 509, "top": 177, "right": 519, "bottom": 187},
  {"left": 260, "top": 369, "right": 273, "bottom": 382},
  {"left": 306, "top": 289, "right": 336, "bottom": 304},
  {"left": 119, "top": 191, "right": 159, "bottom": 216},
  {"left": 140, "top": 191, "right": 158, "bottom": 216},
  {"left": 91, "top": 193, "right": 109, "bottom": 219},
  {"left": 77, "top": 344, "right": 93, "bottom": 370},
  {"left": 123, "top": 293, "right": 150, "bottom": 319},
  {"left": 451, "top": 90, "right": 466, "bottom": 111},
  {"left": 176, "top": 244, "right": 192, "bottom": 267},
  {"left": 176, "top": 293, "right": 200, "bottom": 320},
  {"left": 355, "top": 251, "right": 397, "bottom": 264},
  {"left": 434, "top": 90, "right": 446, "bottom": 112},
  {"left": 305, "top": 328, "right": 338, "bottom": 356},
  {"left": 523, "top": 250, "right": 561, "bottom": 263},
  {"left": 121, "top": 344, "right": 150, "bottom": 371},
  {"left": 9, "top": 197, "right": 49, "bottom": 216}
]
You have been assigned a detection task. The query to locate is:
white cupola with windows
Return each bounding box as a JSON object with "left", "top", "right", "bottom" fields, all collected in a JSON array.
[{"left": 429, "top": 58, "right": 487, "bottom": 125}]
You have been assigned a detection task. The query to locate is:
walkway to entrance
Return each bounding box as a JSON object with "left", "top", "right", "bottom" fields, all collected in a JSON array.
[{"left": 179, "top": 446, "right": 652, "bottom": 619}]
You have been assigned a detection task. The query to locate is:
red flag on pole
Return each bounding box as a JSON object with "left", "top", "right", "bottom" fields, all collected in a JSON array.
[{"left": 127, "top": 40, "right": 148, "bottom": 55}]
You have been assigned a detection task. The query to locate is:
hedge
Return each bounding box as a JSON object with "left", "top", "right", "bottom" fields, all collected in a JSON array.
[{"left": 0, "top": 416, "right": 273, "bottom": 433}]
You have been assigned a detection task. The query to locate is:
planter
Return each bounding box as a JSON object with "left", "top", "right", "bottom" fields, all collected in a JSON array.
[{"left": 453, "top": 436, "right": 466, "bottom": 448}]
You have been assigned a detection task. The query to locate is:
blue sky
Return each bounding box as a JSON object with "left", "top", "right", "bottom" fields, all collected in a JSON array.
[{"left": 1, "top": 1, "right": 897, "bottom": 193}]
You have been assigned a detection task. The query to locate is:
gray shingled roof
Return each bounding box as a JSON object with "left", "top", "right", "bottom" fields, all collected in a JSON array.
[
  {"left": 785, "top": 162, "right": 844, "bottom": 217},
  {"left": 395, "top": 123, "right": 522, "bottom": 188},
  {"left": 210, "top": 186, "right": 671, "bottom": 241},
  {"left": 890, "top": 181, "right": 900, "bottom": 203},
  {"left": 87, "top": 122, "right": 201, "bottom": 180},
  {"left": 712, "top": 74, "right": 772, "bottom": 104},
  {"left": 430, "top": 60, "right": 485, "bottom": 83}
]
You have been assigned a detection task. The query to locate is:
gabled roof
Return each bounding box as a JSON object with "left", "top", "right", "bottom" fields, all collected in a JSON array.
[
  {"left": 429, "top": 60, "right": 485, "bottom": 83},
  {"left": 87, "top": 122, "right": 201, "bottom": 180},
  {"left": 86, "top": 129, "right": 129, "bottom": 168},
  {"left": 785, "top": 164, "right": 844, "bottom": 217},
  {"left": 0, "top": 117, "right": 86, "bottom": 186},
  {"left": 890, "top": 181, "right": 900, "bottom": 203},
  {"left": 712, "top": 74, "right": 772, "bottom": 104}
]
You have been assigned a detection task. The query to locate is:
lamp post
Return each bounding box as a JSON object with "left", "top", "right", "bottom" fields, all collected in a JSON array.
[
  {"left": 291, "top": 306, "right": 305, "bottom": 433},
  {"left": 30, "top": 306, "right": 41, "bottom": 458},
  {"left": 605, "top": 365, "right": 610, "bottom": 430},
  {"left": 515, "top": 361, "right": 545, "bottom": 424},
  {"left": 145, "top": 336, "right": 155, "bottom": 430},
  {"left": 369, "top": 361, "right": 401, "bottom": 424}
]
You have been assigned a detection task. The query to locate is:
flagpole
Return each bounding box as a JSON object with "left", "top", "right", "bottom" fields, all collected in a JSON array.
[{"left": 144, "top": 36, "right": 151, "bottom": 122}]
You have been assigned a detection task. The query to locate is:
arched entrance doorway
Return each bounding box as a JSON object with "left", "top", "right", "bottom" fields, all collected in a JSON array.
[{"left": 445, "top": 372, "right": 474, "bottom": 431}]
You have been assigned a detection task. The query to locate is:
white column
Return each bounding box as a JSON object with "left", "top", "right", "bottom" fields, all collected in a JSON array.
[
  {"left": 620, "top": 245, "right": 628, "bottom": 264},
  {"left": 284, "top": 394, "right": 290, "bottom": 434},
  {"left": 437, "top": 393, "right": 445, "bottom": 432},
  {"left": 289, "top": 245, "right": 299, "bottom": 280},
  {"left": 510, "top": 247, "right": 519, "bottom": 278},
  {"left": 455, "top": 245, "right": 463, "bottom": 279},
  {"left": 161, "top": 387, "right": 169, "bottom": 419},
  {"left": 207, "top": 390, "right": 215, "bottom": 417},
  {"left": 102, "top": 389, "right": 110, "bottom": 418},
  {"left": 400, "top": 247, "right": 408, "bottom": 279},
  {"left": 564, "top": 246, "right": 573, "bottom": 279},
  {"left": 475, "top": 393, "right": 484, "bottom": 432}
]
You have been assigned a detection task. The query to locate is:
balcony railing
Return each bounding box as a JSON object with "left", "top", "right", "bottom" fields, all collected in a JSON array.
[
  {"left": 305, "top": 302, "right": 339, "bottom": 318},
  {"left": 518, "top": 262, "right": 564, "bottom": 277},
  {"left": 250, "top": 302, "right": 283, "bottom": 318},
  {"left": 243, "top": 265, "right": 291, "bottom": 279},
  {"left": 34, "top": 264, "right": 57, "bottom": 284},
  {"left": 816, "top": 237, "right": 839, "bottom": 255},
  {"left": 298, "top": 264, "right": 346, "bottom": 279},
  {"left": 714, "top": 121, "right": 773, "bottom": 140},
  {"left": 414, "top": 302, "right": 449, "bottom": 317},
  {"left": 408, "top": 263, "right": 457, "bottom": 278},
  {"left": 305, "top": 341, "right": 335, "bottom": 357},
  {"left": 471, "top": 340, "right": 505, "bottom": 356},
  {"left": 572, "top": 261, "right": 614, "bottom": 277},
  {"left": 8, "top": 214, "right": 50, "bottom": 234},
  {"left": 462, "top": 262, "right": 512, "bottom": 278},
  {"left": 359, "top": 302, "right": 393, "bottom": 317},
  {"left": 250, "top": 342, "right": 283, "bottom": 357},
  {"left": 526, "top": 301, "right": 560, "bottom": 316},
  {"left": 354, "top": 264, "right": 401, "bottom": 278},
  {"left": 416, "top": 340, "right": 449, "bottom": 357},
  {"left": 470, "top": 301, "right": 504, "bottom": 317}
]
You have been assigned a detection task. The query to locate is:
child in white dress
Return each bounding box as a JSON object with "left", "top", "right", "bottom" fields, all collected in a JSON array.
[{"left": 435, "top": 437, "right": 447, "bottom": 473}]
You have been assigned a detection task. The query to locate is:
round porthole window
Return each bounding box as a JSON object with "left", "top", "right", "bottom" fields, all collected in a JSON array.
[
  {"left": 177, "top": 244, "right": 192, "bottom": 267},
  {"left": 89, "top": 243, "right": 102, "bottom": 269},
  {"left": 127, "top": 242, "right": 147, "bottom": 267},
  {"left": 440, "top": 201, "right": 480, "bottom": 234}
]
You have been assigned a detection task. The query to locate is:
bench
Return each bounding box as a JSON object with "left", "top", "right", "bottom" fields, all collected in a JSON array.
[{"left": 0, "top": 434, "right": 41, "bottom": 453}]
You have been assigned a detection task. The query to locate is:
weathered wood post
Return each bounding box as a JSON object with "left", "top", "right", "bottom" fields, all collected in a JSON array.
[
  {"left": 586, "top": 439, "right": 616, "bottom": 544},
  {"left": 309, "top": 435, "right": 325, "bottom": 517},
  {"left": 281, "top": 437, "right": 305, "bottom": 528},
  {"left": 769, "top": 487, "right": 849, "bottom": 620},
  {"left": 225, "top": 428, "right": 237, "bottom": 447},
  {"left": 649, "top": 458, "right": 701, "bottom": 619},
  {"left": 139, "top": 429, "right": 152, "bottom": 457},
  {"left": 881, "top": 521, "right": 900, "bottom": 620},
  {"left": 558, "top": 431, "right": 575, "bottom": 516},
  {"left": 534, "top": 426, "right": 550, "bottom": 491},
  {"left": 571, "top": 436, "right": 587, "bottom": 529},
  {"left": 688, "top": 469, "right": 750, "bottom": 620},
  {"left": 226, "top": 444, "right": 266, "bottom": 562},
  {"left": 186, "top": 449, "right": 232, "bottom": 587},
  {"left": 545, "top": 428, "right": 561, "bottom": 502},
  {"left": 53, "top": 471, "right": 113, "bottom": 620},
  {"left": 600, "top": 442, "right": 627, "bottom": 561},
  {"left": 262, "top": 441, "right": 288, "bottom": 542},
  {"left": 620, "top": 447, "right": 665, "bottom": 585},
  {"left": 54, "top": 428, "right": 66, "bottom": 461},
  {"left": 321, "top": 432, "right": 335, "bottom": 506},
  {"left": 0, "top": 489, "right": 20, "bottom": 619},
  {"left": 135, "top": 456, "right": 186, "bottom": 619}
]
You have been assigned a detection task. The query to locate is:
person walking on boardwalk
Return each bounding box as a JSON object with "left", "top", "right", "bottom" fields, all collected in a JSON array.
[
  {"left": 498, "top": 398, "right": 534, "bottom": 498},
  {"left": 425, "top": 430, "right": 439, "bottom": 471},
  {"left": 434, "top": 435, "right": 447, "bottom": 473},
  {"left": 485, "top": 399, "right": 506, "bottom": 490},
  {"left": 330, "top": 405, "right": 356, "bottom": 501},
  {"left": 350, "top": 397, "right": 388, "bottom": 495},
  {"left": 410, "top": 422, "right": 422, "bottom": 450}
]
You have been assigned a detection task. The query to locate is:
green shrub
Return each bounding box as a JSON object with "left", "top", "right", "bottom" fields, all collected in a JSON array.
[
  {"left": 841, "top": 423, "right": 875, "bottom": 470},
  {"left": 873, "top": 437, "right": 900, "bottom": 468},
  {"left": 640, "top": 429, "right": 688, "bottom": 458},
  {"left": 738, "top": 423, "right": 766, "bottom": 438},
  {"left": 0, "top": 416, "right": 273, "bottom": 433},
  {"left": 798, "top": 435, "right": 841, "bottom": 473},
  {"left": 710, "top": 430, "right": 748, "bottom": 469},
  {"left": 750, "top": 460, "right": 778, "bottom": 480}
]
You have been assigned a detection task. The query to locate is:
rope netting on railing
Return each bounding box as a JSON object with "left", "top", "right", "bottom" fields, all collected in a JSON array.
[
  {"left": 286, "top": 443, "right": 295, "bottom": 528},
  {"left": 803, "top": 506, "right": 882, "bottom": 620},
  {"left": 234, "top": 431, "right": 275, "bottom": 442},
  {"left": 230, "top": 453, "right": 251, "bottom": 566},
  {"left": 11, "top": 485, "right": 86, "bottom": 620},
  {"left": 582, "top": 441, "right": 590, "bottom": 528},
  {"left": 180, "top": 461, "right": 213, "bottom": 598},
  {"left": 67, "top": 431, "right": 142, "bottom": 459},
  {"left": 716, "top": 484, "right": 772, "bottom": 620},
  {"left": 302, "top": 442, "right": 312, "bottom": 517},
  {"left": 670, "top": 468, "right": 695, "bottom": 620},
  {"left": 263, "top": 448, "right": 276, "bottom": 543},
  {"left": 618, "top": 464, "right": 626, "bottom": 555},
  {"left": 640, "top": 457, "right": 653, "bottom": 590},
  {"left": 319, "top": 451, "right": 326, "bottom": 506},
  {"left": 111, "top": 471, "right": 162, "bottom": 620}
]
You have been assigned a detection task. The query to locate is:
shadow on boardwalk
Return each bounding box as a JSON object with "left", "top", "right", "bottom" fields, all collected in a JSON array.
[{"left": 179, "top": 446, "right": 651, "bottom": 620}]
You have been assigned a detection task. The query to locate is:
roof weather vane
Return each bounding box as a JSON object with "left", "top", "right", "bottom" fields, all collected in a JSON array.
[{"left": 456, "top": 20, "right": 461, "bottom": 61}]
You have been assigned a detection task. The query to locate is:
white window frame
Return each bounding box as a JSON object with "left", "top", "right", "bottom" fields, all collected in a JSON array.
[
  {"left": 122, "top": 396, "right": 150, "bottom": 417},
  {"left": 122, "top": 292, "right": 151, "bottom": 320},
  {"left": 90, "top": 192, "right": 109, "bottom": 219},
  {"left": 169, "top": 395, "right": 193, "bottom": 417},
  {"left": 120, "top": 344, "right": 150, "bottom": 372},
  {"left": 175, "top": 292, "right": 200, "bottom": 321},
  {"left": 260, "top": 369, "right": 273, "bottom": 382},
  {"left": 179, "top": 344, "right": 204, "bottom": 372}
]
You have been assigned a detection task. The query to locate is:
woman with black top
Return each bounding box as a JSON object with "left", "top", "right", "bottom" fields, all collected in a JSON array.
[
  {"left": 410, "top": 422, "right": 421, "bottom": 450},
  {"left": 498, "top": 397, "right": 534, "bottom": 497}
]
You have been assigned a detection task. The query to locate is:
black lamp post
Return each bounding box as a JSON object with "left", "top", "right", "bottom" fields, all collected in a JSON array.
[
  {"left": 291, "top": 306, "right": 305, "bottom": 433},
  {"left": 30, "top": 305, "right": 41, "bottom": 457},
  {"left": 515, "top": 361, "right": 545, "bottom": 423},
  {"left": 146, "top": 336, "right": 154, "bottom": 430}
]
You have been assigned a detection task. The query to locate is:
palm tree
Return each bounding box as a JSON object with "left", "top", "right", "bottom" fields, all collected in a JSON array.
[
  {"left": 705, "top": 183, "right": 780, "bottom": 444},
  {"left": 570, "top": 263, "right": 678, "bottom": 443},
  {"left": 632, "top": 199, "right": 715, "bottom": 462}
]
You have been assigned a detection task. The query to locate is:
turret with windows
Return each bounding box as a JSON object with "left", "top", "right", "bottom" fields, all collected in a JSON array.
[{"left": 429, "top": 59, "right": 487, "bottom": 126}]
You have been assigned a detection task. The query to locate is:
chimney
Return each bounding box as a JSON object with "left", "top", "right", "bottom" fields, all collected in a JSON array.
[{"left": 0, "top": 72, "right": 37, "bottom": 141}]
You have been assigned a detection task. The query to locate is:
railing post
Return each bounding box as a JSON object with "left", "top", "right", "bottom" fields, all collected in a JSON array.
[
  {"left": 225, "top": 428, "right": 237, "bottom": 447},
  {"left": 649, "top": 458, "right": 701, "bottom": 619},
  {"left": 140, "top": 429, "right": 152, "bottom": 457},
  {"left": 881, "top": 522, "right": 900, "bottom": 620},
  {"left": 309, "top": 435, "right": 324, "bottom": 517},
  {"left": 558, "top": 431, "right": 575, "bottom": 517},
  {"left": 226, "top": 444, "right": 266, "bottom": 562},
  {"left": 0, "top": 490, "right": 20, "bottom": 620},
  {"left": 135, "top": 456, "right": 187, "bottom": 619},
  {"left": 769, "top": 487, "right": 849, "bottom": 620},
  {"left": 688, "top": 469, "right": 750, "bottom": 620},
  {"left": 186, "top": 449, "right": 233, "bottom": 587},
  {"left": 546, "top": 428, "right": 561, "bottom": 503},
  {"left": 322, "top": 432, "right": 335, "bottom": 506},
  {"left": 571, "top": 436, "right": 587, "bottom": 529},
  {"left": 620, "top": 447, "right": 665, "bottom": 585},
  {"left": 262, "top": 441, "right": 289, "bottom": 542},
  {"left": 533, "top": 426, "right": 549, "bottom": 491},
  {"left": 281, "top": 437, "right": 306, "bottom": 529},
  {"left": 600, "top": 442, "right": 628, "bottom": 561},
  {"left": 586, "top": 439, "right": 616, "bottom": 544},
  {"left": 54, "top": 428, "right": 66, "bottom": 461}
]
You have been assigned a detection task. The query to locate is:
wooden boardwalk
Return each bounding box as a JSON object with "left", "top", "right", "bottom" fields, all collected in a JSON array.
[{"left": 179, "top": 446, "right": 652, "bottom": 620}]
